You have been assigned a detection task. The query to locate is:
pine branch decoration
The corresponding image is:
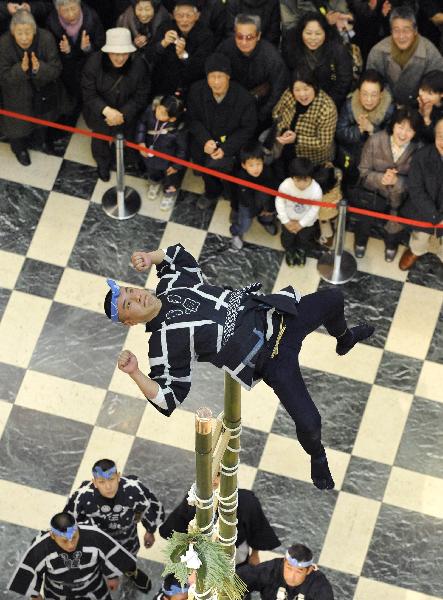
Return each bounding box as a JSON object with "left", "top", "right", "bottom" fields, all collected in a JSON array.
[{"left": 162, "top": 530, "right": 248, "bottom": 600}]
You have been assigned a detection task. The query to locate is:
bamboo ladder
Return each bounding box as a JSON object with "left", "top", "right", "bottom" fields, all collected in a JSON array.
[{"left": 193, "top": 373, "right": 242, "bottom": 600}]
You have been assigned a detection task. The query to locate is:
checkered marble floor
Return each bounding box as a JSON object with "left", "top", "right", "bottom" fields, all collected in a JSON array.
[{"left": 0, "top": 120, "right": 442, "bottom": 600}]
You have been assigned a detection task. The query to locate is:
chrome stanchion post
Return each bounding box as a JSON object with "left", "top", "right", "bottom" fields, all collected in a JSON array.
[
  {"left": 317, "top": 199, "right": 357, "bottom": 284},
  {"left": 102, "top": 133, "right": 141, "bottom": 220}
]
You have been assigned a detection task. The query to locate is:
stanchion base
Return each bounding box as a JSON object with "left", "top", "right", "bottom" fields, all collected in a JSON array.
[
  {"left": 317, "top": 250, "right": 357, "bottom": 284},
  {"left": 102, "top": 186, "right": 141, "bottom": 220}
]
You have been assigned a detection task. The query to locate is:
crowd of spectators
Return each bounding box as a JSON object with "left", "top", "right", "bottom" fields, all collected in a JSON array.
[{"left": 0, "top": 0, "right": 442, "bottom": 269}]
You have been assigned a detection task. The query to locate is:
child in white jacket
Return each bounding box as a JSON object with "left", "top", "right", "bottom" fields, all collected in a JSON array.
[{"left": 276, "top": 157, "right": 322, "bottom": 266}]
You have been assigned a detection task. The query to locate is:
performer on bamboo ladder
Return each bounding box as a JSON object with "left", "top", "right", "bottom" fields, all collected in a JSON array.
[
  {"left": 7, "top": 512, "right": 136, "bottom": 600},
  {"left": 103, "top": 244, "right": 374, "bottom": 491},
  {"left": 237, "top": 543, "right": 334, "bottom": 600},
  {"left": 159, "top": 471, "right": 280, "bottom": 566}
]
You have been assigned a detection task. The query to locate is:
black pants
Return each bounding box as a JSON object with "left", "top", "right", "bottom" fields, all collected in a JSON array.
[
  {"left": 351, "top": 187, "right": 402, "bottom": 249},
  {"left": 259, "top": 288, "right": 347, "bottom": 458},
  {"left": 191, "top": 145, "right": 235, "bottom": 200},
  {"left": 281, "top": 223, "right": 317, "bottom": 252}
]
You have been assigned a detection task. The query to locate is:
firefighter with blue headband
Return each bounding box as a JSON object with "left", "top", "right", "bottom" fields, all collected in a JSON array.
[
  {"left": 8, "top": 512, "right": 136, "bottom": 599},
  {"left": 237, "top": 543, "right": 334, "bottom": 600}
]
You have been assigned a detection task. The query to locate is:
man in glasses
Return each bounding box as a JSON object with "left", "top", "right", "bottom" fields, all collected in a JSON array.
[
  {"left": 7, "top": 512, "right": 136, "bottom": 599},
  {"left": 217, "top": 13, "right": 288, "bottom": 127}
]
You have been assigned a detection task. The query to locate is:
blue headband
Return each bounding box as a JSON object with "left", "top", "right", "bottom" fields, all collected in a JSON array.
[
  {"left": 93, "top": 465, "right": 117, "bottom": 479},
  {"left": 285, "top": 551, "right": 313, "bottom": 568},
  {"left": 106, "top": 279, "right": 121, "bottom": 322},
  {"left": 51, "top": 524, "right": 78, "bottom": 541},
  {"left": 163, "top": 584, "right": 189, "bottom": 596}
]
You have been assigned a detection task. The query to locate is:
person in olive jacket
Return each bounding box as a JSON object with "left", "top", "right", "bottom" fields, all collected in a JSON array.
[{"left": 81, "top": 26, "right": 150, "bottom": 181}]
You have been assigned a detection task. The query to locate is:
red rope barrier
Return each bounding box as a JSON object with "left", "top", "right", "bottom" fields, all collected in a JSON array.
[{"left": 1, "top": 108, "right": 442, "bottom": 229}]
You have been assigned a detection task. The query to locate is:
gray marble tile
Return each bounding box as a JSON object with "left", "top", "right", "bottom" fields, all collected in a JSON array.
[
  {"left": 180, "top": 360, "right": 225, "bottom": 416},
  {"left": 0, "top": 362, "right": 25, "bottom": 403},
  {"left": 271, "top": 367, "right": 371, "bottom": 453},
  {"left": 96, "top": 391, "right": 147, "bottom": 435},
  {"left": 252, "top": 470, "right": 338, "bottom": 556},
  {"left": 0, "top": 520, "right": 39, "bottom": 598},
  {"left": 341, "top": 456, "right": 391, "bottom": 501},
  {"left": 317, "top": 566, "right": 359, "bottom": 600},
  {"left": 427, "top": 305, "right": 443, "bottom": 364},
  {"left": 126, "top": 438, "right": 195, "bottom": 515},
  {"left": 318, "top": 272, "right": 403, "bottom": 348},
  {"left": 375, "top": 350, "right": 422, "bottom": 394},
  {"left": 395, "top": 396, "right": 443, "bottom": 479},
  {"left": 363, "top": 504, "right": 443, "bottom": 597},
  {"left": 0, "top": 405, "right": 92, "bottom": 495},
  {"left": 52, "top": 159, "right": 98, "bottom": 200},
  {"left": 239, "top": 426, "right": 268, "bottom": 468},
  {"left": 68, "top": 203, "right": 166, "bottom": 285},
  {"left": 15, "top": 258, "right": 64, "bottom": 299},
  {"left": 0, "top": 287, "right": 11, "bottom": 321},
  {"left": 0, "top": 179, "right": 48, "bottom": 255},
  {"left": 170, "top": 191, "right": 216, "bottom": 230},
  {"left": 406, "top": 253, "right": 443, "bottom": 292},
  {"left": 30, "top": 301, "right": 127, "bottom": 388},
  {"left": 199, "top": 233, "right": 283, "bottom": 294}
]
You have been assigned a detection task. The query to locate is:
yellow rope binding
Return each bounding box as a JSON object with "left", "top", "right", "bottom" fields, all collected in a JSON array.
[{"left": 271, "top": 315, "right": 286, "bottom": 358}]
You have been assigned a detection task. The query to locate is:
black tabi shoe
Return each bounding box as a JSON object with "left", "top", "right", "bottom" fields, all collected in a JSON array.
[
  {"left": 15, "top": 150, "right": 31, "bottom": 166},
  {"left": 285, "top": 250, "right": 296, "bottom": 267},
  {"left": 311, "top": 453, "right": 335, "bottom": 490},
  {"left": 126, "top": 569, "right": 152, "bottom": 593},
  {"left": 97, "top": 165, "right": 110, "bottom": 182},
  {"left": 336, "top": 323, "right": 375, "bottom": 356}
]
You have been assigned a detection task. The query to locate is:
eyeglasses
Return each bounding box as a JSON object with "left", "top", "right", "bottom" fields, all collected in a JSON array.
[{"left": 235, "top": 33, "right": 257, "bottom": 41}]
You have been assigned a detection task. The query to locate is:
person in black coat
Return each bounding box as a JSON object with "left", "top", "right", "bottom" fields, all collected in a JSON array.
[
  {"left": 216, "top": 13, "right": 288, "bottom": 128},
  {"left": 159, "top": 474, "right": 280, "bottom": 567},
  {"left": 116, "top": 0, "right": 169, "bottom": 52},
  {"left": 162, "top": 0, "right": 227, "bottom": 46},
  {"left": 46, "top": 0, "right": 104, "bottom": 107},
  {"left": 145, "top": 0, "right": 214, "bottom": 96},
  {"left": 238, "top": 543, "right": 334, "bottom": 600},
  {"left": 416, "top": 70, "right": 443, "bottom": 144},
  {"left": 283, "top": 10, "right": 353, "bottom": 109},
  {"left": 225, "top": 0, "right": 281, "bottom": 46},
  {"left": 81, "top": 27, "right": 150, "bottom": 180},
  {"left": 186, "top": 52, "right": 257, "bottom": 208},
  {"left": 399, "top": 117, "right": 443, "bottom": 270}
]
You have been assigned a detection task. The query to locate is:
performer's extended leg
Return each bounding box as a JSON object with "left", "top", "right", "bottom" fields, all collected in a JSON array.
[
  {"left": 261, "top": 348, "right": 334, "bottom": 490},
  {"left": 296, "top": 288, "right": 374, "bottom": 355}
]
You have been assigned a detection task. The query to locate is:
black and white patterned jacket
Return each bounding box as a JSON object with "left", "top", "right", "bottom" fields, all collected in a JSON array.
[
  {"left": 7, "top": 524, "right": 135, "bottom": 600},
  {"left": 145, "top": 244, "right": 301, "bottom": 417},
  {"left": 64, "top": 476, "right": 164, "bottom": 556}
]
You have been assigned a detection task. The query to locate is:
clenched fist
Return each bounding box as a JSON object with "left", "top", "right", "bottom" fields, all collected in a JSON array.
[
  {"left": 131, "top": 251, "right": 152, "bottom": 272},
  {"left": 118, "top": 350, "right": 139, "bottom": 374}
]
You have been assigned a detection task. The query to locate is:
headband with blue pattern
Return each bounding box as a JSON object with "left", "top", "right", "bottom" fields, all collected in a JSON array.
[
  {"left": 106, "top": 279, "right": 121, "bottom": 322},
  {"left": 163, "top": 584, "right": 190, "bottom": 596},
  {"left": 51, "top": 524, "right": 78, "bottom": 541},
  {"left": 285, "top": 551, "right": 313, "bottom": 568},
  {"left": 93, "top": 465, "right": 117, "bottom": 479}
]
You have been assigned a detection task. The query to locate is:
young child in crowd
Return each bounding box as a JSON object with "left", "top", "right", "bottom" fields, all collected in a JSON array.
[
  {"left": 136, "top": 95, "right": 188, "bottom": 210},
  {"left": 276, "top": 157, "right": 322, "bottom": 266},
  {"left": 230, "top": 143, "right": 278, "bottom": 250}
]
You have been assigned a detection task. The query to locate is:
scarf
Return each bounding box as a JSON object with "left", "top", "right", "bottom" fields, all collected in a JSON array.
[
  {"left": 351, "top": 88, "right": 392, "bottom": 126},
  {"left": 58, "top": 10, "right": 84, "bottom": 42},
  {"left": 390, "top": 34, "right": 420, "bottom": 69}
]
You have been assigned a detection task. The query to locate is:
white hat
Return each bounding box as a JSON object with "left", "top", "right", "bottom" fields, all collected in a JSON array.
[{"left": 101, "top": 28, "right": 136, "bottom": 53}]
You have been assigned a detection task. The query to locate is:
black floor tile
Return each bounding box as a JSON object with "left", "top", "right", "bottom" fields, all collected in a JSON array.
[
  {"left": 0, "top": 362, "right": 25, "bottom": 403},
  {"left": 375, "top": 350, "right": 422, "bottom": 394},
  {"left": 341, "top": 456, "right": 391, "bottom": 501},
  {"left": 170, "top": 191, "right": 216, "bottom": 230},
  {"left": 395, "top": 396, "right": 443, "bottom": 479},
  {"left": 15, "top": 258, "right": 64, "bottom": 299},
  {"left": 30, "top": 302, "right": 127, "bottom": 388},
  {"left": 96, "top": 391, "right": 146, "bottom": 435},
  {"left": 52, "top": 159, "right": 98, "bottom": 200},
  {"left": 199, "top": 233, "right": 283, "bottom": 293},
  {"left": 0, "top": 405, "right": 92, "bottom": 495},
  {"left": 363, "top": 504, "right": 443, "bottom": 597},
  {"left": 68, "top": 203, "right": 166, "bottom": 285},
  {"left": 0, "top": 179, "right": 48, "bottom": 254}
]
